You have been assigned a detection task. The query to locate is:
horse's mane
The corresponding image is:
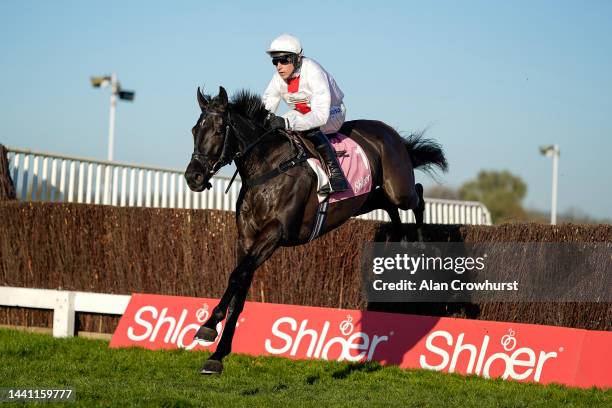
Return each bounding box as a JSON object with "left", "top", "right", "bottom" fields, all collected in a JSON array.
[{"left": 229, "top": 89, "right": 269, "bottom": 125}]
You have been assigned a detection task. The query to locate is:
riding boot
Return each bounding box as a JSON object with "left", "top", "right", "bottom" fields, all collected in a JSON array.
[{"left": 307, "top": 130, "right": 349, "bottom": 193}]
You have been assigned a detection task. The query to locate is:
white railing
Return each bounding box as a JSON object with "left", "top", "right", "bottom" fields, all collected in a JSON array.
[
  {"left": 5, "top": 147, "right": 491, "bottom": 225},
  {"left": 356, "top": 198, "right": 492, "bottom": 225},
  {"left": 5, "top": 147, "right": 238, "bottom": 212},
  {"left": 0, "top": 286, "right": 130, "bottom": 338}
]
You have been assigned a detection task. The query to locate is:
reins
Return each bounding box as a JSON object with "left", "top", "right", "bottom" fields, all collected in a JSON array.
[{"left": 193, "top": 109, "right": 308, "bottom": 193}]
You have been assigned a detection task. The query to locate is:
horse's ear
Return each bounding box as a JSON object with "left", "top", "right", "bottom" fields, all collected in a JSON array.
[
  {"left": 197, "top": 87, "right": 208, "bottom": 111},
  {"left": 217, "top": 86, "right": 228, "bottom": 108}
]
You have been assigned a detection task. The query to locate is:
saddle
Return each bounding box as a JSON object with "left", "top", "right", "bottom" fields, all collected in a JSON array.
[{"left": 286, "top": 131, "right": 347, "bottom": 162}]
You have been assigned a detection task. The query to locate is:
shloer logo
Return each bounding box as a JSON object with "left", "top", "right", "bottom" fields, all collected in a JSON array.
[
  {"left": 419, "top": 330, "right": 559, "bottom": 382},
  {"left": 264, "top": 317, "right": 389, "bottom": 362}
]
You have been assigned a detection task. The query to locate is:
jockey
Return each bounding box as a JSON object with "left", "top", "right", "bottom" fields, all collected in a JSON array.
[{"left": 263, "top": 34, "right": 349, "bottom": 193}]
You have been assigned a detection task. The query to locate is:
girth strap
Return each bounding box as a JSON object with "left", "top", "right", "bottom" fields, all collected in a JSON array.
[{"left": 308, "top": 196, "right": 330, "bottom": 242}]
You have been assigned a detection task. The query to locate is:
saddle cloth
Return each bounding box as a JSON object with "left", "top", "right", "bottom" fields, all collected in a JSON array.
[{"left": 307, "top": 133, "right": 373, "bottom": 203}]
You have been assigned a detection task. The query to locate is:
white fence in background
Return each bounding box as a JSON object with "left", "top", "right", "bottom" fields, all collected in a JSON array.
[
  {"left": 0, "top": 286, "right": 130, "bottom": 337},
  {"left": 5, "top": 147, "right": 492, "bottom": 225}
]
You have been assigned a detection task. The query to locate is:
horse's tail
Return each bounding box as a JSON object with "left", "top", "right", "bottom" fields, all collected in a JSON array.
[{"left": 402, "top": 131, "right": 448, "bottom": 175}]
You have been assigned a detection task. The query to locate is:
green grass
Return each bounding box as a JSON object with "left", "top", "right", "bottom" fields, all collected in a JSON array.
[{"left": 0, "top": 328, "right": 609, "bottom": 407}]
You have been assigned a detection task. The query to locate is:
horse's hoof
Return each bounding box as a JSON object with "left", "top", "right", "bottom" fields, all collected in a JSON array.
[
  {"left": 200, "top": 359, "right": 223, "bottom": 375},
  {"left": 194, "top": 326, "right": 218, "bottom": 342}
]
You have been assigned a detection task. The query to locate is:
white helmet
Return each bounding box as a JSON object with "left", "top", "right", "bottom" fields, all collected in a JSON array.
[{"left": 266, "top": 34, "right": 302, "bottom": 56}]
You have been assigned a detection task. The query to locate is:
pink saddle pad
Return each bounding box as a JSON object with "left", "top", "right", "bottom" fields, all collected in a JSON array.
[{"left": 307, "top": 133, "right": 373, "bottom": 203}]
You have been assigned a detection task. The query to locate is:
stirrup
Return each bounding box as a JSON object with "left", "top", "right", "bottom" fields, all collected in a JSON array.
[{"left": 318, "top": 183, "right": 333, "bottom": 195}]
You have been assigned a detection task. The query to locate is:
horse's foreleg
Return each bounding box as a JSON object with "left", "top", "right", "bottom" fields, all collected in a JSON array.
[
  {"left": 200, "top": 221, "right": 283, "bottom": 374},
  {"left": 194, "top": 245, "right": 248, "bottom": 342},
  {"left": 200, "top": 275, "right": 253, "bottom": 374}
]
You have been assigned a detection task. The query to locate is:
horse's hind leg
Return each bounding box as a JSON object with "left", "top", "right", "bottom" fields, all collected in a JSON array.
[
  {"left": 413, "top": 183, "right": 425, "bottom": 242},
  {"left": 379, "top": 139, "right": 420, "bottom": 212},
  {"left": 384, "top": 203, "right": 404, "bottom": 242},
  {"left": 378, "top": 135, "right": 426, "bottom": 239},
  {"left": 413, "top": 183, "right": 425, "bottom": 227},
  {"left": 356, "top": 188, "right": 403, "bottom": 241}
]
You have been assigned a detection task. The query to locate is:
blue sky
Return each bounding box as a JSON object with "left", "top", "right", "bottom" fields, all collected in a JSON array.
[{"left": 1, "top": 1, "right": 611, "bottom": 219}]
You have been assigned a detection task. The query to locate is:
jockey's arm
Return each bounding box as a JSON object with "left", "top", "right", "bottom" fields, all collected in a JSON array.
[
  {"left": 285, "top": 68, "right": 331, "bottom": 132},
  {"left": 262, "top": 75, "right": 282, "bottom": 113}
]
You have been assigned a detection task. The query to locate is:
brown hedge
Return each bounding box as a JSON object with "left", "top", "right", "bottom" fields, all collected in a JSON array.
[{"left": 0, "top": 201, "right": 610, "bottom": 333}]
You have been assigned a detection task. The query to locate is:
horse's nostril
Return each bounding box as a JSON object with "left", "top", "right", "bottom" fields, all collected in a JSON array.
[{"left": 195, "top": 173, "right": 203, "bottom": 183}]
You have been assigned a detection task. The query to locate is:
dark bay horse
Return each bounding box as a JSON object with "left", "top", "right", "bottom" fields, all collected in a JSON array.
[{"left": 184, "top": 86, "right": 447, "bottom": 374}]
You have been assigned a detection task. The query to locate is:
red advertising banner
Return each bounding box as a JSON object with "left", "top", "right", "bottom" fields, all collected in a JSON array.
[{"left": 110, "top": 294, "right": 611, "bottom": 389}]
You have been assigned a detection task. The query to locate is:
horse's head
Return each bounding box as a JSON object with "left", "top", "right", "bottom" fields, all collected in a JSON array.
[{"left": 185, "top": 86, "right": 232, "bottom": 191}]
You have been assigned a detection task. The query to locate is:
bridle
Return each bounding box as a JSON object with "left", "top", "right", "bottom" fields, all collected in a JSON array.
[
  {"left": 190, "top": 110, "right": 235, "bottom": 178},
  {"left": 191, "top": 108, "right": 279, "bottom": 180}
]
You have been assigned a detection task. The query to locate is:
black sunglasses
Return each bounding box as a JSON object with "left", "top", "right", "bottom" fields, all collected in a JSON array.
[{"left": 271, "top": 56, "right": 293, "bottom": 66}]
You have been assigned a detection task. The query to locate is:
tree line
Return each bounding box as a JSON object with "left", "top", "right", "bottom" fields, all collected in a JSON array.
[{"left": 425, "top": 170, "right": 609, "bottom": 225}]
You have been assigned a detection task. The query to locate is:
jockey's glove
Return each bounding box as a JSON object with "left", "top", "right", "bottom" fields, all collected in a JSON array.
[{"left": 266, "top": 112, "right": 287, "bottom": 131}]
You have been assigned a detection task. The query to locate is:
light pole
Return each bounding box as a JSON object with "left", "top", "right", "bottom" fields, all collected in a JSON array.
[
  {"left": 91, "top": 74, "right": 135, "bottom": 161},
  {"left": 539, "top": 144, "right": 560, "bottom": 225}
]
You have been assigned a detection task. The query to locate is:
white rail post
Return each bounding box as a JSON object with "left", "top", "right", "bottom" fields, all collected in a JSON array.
[
  {"left": 59, "top": 160, "right": 67, "bottom": 202},
  {"left": 129, "top": 168, "right": 136, "bottom": 207},
  {"left": 50, "top": 158, "right": 58, "bottom": 201},
  {"left": 137, "top": 170, "right": 144, "bottom": 207},
  {"left": 103, "top": 165, "right": 111, "bottom": 205},
  {"left": 112, "top": 167, "right": 119, "bottom": 206},
  {"left": 86, "top": 163, "right": 94, "bottom": 204},
  {"left": 78, "top": 162, "right": 85, "bottom": 203},
  {"left": 169, "top": 174, "right": 176, "bottom": 208},
  {"left": 68, "top": 160, "right": 76, "bottom": 202},
  {"left": 53, "top": 291, "right": 75, "bottom": 338},
  {"left": 41, "top": 157, "right": 49, "bottom": 200},
  {"left": 145, "top": 171, "right": 152, "bottom": 207},
  {"left": 31, "top": 156, "right": 41, "bottom": 200},
  {"left": 177, "top": 176, "right": 184, "bottom": 209},
  {"left": 161, "top": 173, "right": 168, "bottom": 208},
  {"left": 95, "top": 165, "right": 102, "bottom": 204},
  {"left": 120, "top": 167, "right": 128, "bottom": 207},
  {"left": 21, "top": 154, "right": 30, "bottom": 200},
  {"left": 154, "top": 171, "right": 160, "bottom": 208}
]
